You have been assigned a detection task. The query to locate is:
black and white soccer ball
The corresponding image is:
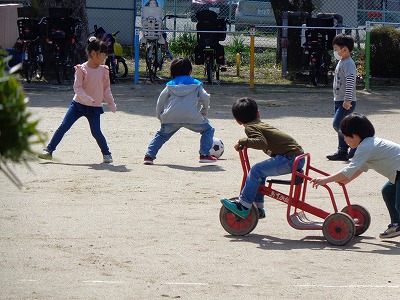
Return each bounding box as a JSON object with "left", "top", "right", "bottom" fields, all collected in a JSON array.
[{"left": 210, "top": 137, "right": 224, "bottom": 159}]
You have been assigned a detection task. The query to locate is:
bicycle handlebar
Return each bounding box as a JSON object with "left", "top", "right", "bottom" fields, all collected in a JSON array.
[{"left": 162, "top": 14, "right": 184, "bottom": 21}]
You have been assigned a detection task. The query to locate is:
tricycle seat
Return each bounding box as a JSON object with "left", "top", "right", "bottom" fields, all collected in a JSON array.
[{"left": 267, "top": 170, "right": 304, "bottom": 186}]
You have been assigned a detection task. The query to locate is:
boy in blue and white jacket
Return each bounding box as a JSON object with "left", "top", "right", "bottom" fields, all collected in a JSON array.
[{"left": 144, "top": 58, "right": 216, "bottom": 164}]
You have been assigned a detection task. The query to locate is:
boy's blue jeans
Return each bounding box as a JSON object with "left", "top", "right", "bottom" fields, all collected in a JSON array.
[
  {"left": 145, "top": 122, "right": 215, "bottom": 159},
  {"left": 239, "top": 155, "right": 305, "bottom": 208},
  {"left": 333, "top": 100, "right": 356, "bottom": 153},
  {"left": 47, "top": 101, "right": 111, "bottom": 155},
  {"left": 381, "top": 171, "right": 400, "bottom": 224}
]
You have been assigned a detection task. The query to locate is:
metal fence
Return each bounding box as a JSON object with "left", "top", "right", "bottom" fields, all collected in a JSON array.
[
  {"left": 2, "top": 0, "right": 400, "bottom": 83},
  {"left": 83, "top": 0, "right": 400, "bottom": 43}
]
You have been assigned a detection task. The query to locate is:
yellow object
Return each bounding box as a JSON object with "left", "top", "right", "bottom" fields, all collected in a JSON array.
[
  {"left": 236, "top": 53, "right": 240, "bottom": 77},
  {"left": 250, "top": 35, "right": 254, "bottom": 88},
  {"left": 113, "top": 42, "right": 123, "bottom": 56}
]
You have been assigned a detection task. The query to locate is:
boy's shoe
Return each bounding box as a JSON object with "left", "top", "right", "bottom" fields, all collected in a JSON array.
[
  {"left": 38, "top": 149, "right": 52, "bottom": 160},
  {"left": 199, "top": 155, "right": 217, "bottom": 163},
  {"left": 143, "top": 156, "right": 154, "bottom": 165},
  {"left": 221, "top": 198, "right": 250, "bottom": 219},
  {"left": 326, "top": 151, "right": 348, "bottom": 161},
  {"left": 379, "top": 224, "right": 400, "bottom": 239},
  {"left": 103, "top": 154, "right": 113, "bottom": 163},
  {"left": 258, "top": 207, "right": 266, "bottom": 219}
]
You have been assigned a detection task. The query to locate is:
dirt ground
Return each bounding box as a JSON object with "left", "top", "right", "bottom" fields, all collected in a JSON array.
[{"left": 1, "top": 80, "right": 400, "bottom": 299}]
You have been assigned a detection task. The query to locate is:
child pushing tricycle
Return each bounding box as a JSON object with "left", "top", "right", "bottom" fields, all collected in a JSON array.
[{"left": 219, "top": 98, "right": 371, "bottom": 246}]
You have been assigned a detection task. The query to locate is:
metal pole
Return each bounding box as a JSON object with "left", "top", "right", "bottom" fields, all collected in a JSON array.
[
  {"left": 134, "top": 29, "right": 140, "bottom": 85},
  {"left": 173, "top": 0, "right": 177, "bottom": 39},
  {"left": 133, "top": 0, "right": 138, "bottom": 83},
  {"left": 364, "top": 21, "right": 371, "bottom": 92}
]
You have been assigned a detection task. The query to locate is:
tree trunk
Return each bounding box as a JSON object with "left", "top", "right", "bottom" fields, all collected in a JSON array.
[
  {"left": 38, "top": 0, "right": 88, "bottom": 63},
  {"left": 270, "top": 0, "right": 314, "bottom": 70}
]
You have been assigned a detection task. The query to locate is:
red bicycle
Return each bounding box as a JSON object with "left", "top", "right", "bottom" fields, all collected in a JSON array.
[{"left": 219, "top": 147, "right": 371, "bottom": 246}]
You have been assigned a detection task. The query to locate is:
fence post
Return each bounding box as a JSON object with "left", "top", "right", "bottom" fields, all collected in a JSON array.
[
  {"left": 364, "top": 21, "right": 371, "bottom": 92},
  {"left": 249, "top": 26, "right": 255, "bottom": 87},
  {"left": 134, "top": 29, "right": 140, "bottom": 85}
]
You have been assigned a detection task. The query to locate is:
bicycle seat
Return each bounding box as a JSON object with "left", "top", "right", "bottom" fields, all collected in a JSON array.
[{"left": 267, "top": 170, "right": 304, "bottom": 186}]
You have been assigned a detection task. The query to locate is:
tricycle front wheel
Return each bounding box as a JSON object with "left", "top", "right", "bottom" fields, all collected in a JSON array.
[
  {"left": 219, "top": 198, "right": 258, "bottom": 236},
  {"left": 322, "top": 212, "right": 355, "bottom": 246}
]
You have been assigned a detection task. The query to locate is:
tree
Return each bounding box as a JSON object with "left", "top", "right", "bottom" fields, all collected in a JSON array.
[
  {"left": 270, "top": 0, "right": 314, "bottom": 70},
  {"left": 36, "top": 0, "right": 89, "bottom": 63}
]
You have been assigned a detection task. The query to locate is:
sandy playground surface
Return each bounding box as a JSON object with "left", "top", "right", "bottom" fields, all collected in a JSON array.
[{"left": 1, "top": 80, "right": 400, "bottom": 299}]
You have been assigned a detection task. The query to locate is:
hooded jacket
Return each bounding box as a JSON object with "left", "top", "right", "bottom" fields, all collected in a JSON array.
[{"left": 156, "top": 75, "right": 210, "bottom": 124}]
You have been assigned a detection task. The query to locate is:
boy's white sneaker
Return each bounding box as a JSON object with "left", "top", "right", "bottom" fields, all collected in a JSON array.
[{"left": 379, "top": 224, "right": 400, "bottom": 239}]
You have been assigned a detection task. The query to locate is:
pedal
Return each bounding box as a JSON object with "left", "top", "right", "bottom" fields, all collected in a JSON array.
[{"left": 220, "top": 67, "right": 227, "bottom": 72}]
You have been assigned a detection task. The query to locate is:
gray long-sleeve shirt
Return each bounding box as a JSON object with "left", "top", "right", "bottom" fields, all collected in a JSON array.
[
  {"left": 342, "top": 137, "right": 400, "bottom": 183},
  {"left": 333, "top": 56, "right": 357, "bottom": 102}
]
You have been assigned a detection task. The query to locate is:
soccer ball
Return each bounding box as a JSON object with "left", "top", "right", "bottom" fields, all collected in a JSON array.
[{"left": 210, "top": 137, "right": 224, "bottom": 158}]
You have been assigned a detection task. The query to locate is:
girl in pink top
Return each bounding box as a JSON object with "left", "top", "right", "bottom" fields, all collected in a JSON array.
[{"left": 38, "top": 37, "right": 117, "bottom": 163}]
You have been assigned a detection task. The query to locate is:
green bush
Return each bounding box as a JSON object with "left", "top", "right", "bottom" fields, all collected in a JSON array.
[
  {"left": 370, "top": 26, "right": 400, "bottom": 78},
  {"left": 169, "top": 32, "right": 197, "bottom": 60},
  {"left": 0, "top": 52, "right": 46, "bottom": 186}
]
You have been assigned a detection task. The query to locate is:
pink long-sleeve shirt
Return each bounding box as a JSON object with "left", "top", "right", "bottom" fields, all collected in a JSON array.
[{"left": 73, "top": 63, "right": 116, "bottom": 112}]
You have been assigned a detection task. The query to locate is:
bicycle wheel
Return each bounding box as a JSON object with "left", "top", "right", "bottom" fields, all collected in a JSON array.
[
  {"left": 156, "top": 44, "right": 163, "bottom": 71},
  {"left": 115, "top": 57, "right": 128, "bottom": 78},
  {"left": 206, "top": 59, "right": 213, "bottom": 84},
  {"left": 216, "top": 64, "right": 220, "bottom": 81},
  {"left": 106, "top": 57, "right": 116, "bottom": 84},
  {"left": 23, "top": 61, "right": 34, "bottom": 83},
  {"left": 35, "top": 61, "right": 43, "bottom": 80},
  {"left": 146, "top": 45, "right": 156, "bottom": 83},
  {"left": 55, "top": 61, "right": 64, "bottom": 84},
  {"left": 64, "top": 51, "right": 75, "bottom": 81}
]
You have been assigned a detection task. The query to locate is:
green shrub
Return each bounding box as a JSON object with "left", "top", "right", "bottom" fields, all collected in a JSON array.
[
  {"left": 0, "top": 52, "right": 46, "bottom": 186},
  {"left": 226, "top": 34, "right": 249, "bottom": 55},
  {"left": 370, "top": 26, "right": 400, "bottom": 78},
  {"left": 169, "top": 32, "right": 197, "bottom": 60}
]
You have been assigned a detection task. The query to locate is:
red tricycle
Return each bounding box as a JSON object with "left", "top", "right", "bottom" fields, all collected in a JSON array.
[{"left": 219, "top": 147, "right": 371, "bottom": 246}]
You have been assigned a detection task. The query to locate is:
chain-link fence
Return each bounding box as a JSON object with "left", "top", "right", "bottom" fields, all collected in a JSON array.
[{"left": 2, "top": 0, "right": 400, "bottom": 83}]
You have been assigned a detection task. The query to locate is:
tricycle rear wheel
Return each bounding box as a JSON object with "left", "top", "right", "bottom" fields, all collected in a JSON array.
[
  {"left": 219, "top": 198, "right": 258, "bottom": 236},
  {"left": 322, "top": 212, "right": 355, "bottom": 246}
]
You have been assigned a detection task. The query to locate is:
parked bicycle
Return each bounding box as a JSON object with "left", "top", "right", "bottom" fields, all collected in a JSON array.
[
  {"left": 42, "top": 9, "right": 82, "bottom": 84},
  {"left": 92, "top": 26, "right": 128, "bottom": 84},
  {"left": 194, "top": 10, "right": 227, "bottom": 84},
  {"left": 17, "top": 9, "right": 44, "bottom": 83},
  {"left": 301, "top": 14, "right": 342, "bottom": 86},
  {"left": 141, "top": 12, "right": 177, "bottom": 82},
  {"left": 112, "top": 31, "right": 128, "bottom": 79}
]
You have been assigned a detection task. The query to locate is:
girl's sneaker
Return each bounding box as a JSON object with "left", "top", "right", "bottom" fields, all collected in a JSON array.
[
  {"left": 103, "top": 154, "right": 113, "bottom": 163},
  {"left": 38, "top": 149, "right": 52, "bottom": 160}
]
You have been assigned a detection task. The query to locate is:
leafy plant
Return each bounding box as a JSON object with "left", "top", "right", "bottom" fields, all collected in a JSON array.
[
  {"left": 0, "top": 51, "right": 46, "bottom": 187},
  {"left": 226, "top": 34, "right": 249, "bottom": 55},
  {"left": 169, "top": 31, "right": 197, "bottom": 60}
]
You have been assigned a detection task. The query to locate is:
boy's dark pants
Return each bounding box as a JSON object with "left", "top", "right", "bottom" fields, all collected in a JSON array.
[{"left": 381, "top": 171, "right": 400, "bottom": 224}]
